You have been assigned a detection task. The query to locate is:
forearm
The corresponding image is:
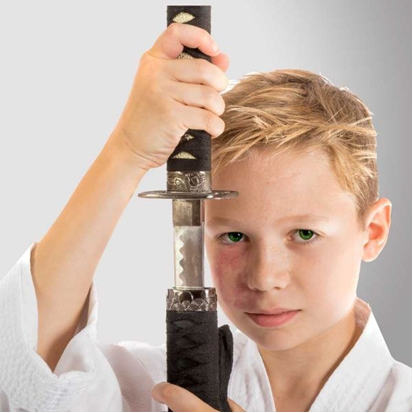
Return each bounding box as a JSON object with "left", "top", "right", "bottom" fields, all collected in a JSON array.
[{"left": 31, "top": 132, "right": 147, "bottom": 370}]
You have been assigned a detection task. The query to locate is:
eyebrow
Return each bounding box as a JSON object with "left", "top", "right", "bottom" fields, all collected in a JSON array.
[{"left": 206, "top": 214, "right": 330, "bottom": 226}]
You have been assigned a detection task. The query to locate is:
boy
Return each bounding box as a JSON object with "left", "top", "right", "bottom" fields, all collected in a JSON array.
[{"left": 0, "top": 22, "right": 411, "bottom": 412}]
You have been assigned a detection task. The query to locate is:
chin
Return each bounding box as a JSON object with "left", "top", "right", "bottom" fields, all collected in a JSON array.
[
  {"left": 223, "top": 310, "right": 304, "bottom": 351},
  {"left": 239, "top": 321, "right": 304, "bottom": 351}
]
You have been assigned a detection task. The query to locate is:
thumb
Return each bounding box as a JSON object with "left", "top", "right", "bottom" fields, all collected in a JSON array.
[{"left": 227, "top": 397, "right": 245, "bottom": 412}]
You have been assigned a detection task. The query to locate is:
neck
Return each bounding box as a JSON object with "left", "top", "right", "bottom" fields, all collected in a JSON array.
[{"left": 258, "top": 300, "right": 363, "bottom": 401}]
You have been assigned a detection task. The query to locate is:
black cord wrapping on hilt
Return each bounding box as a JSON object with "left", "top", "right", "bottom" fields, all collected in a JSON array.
[
  {"left": 166, "top": 311, "right": 234, "bottom": 412},
  {"left": 166, "top": 5, "right": 212, "bottom": 173}
]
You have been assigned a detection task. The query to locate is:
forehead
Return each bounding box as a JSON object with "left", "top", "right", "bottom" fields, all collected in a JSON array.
[{"left": 207, "top": 147, "right": 356, "bottom": 220}]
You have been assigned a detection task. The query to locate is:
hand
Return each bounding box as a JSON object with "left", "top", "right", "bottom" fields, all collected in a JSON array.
[
  {"left": 152, "top": 382, "right": 245, "bottom": 412},
  {"left": 111, "top": 22, "right": 230, "bottom": 172}
]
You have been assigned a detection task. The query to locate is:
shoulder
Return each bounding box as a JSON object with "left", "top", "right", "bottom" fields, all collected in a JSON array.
[
  {"left": 371, "top": 360, "right": 412, "bottom": 412},
  {"left": 388, "top": 360, "right": 412, "bottom": 396},
  {"left": 391, "top": 360, "right": 412, "bottom": 378},
  {"left": 388, "top": 360, "right": 412, "bottom": 395}
]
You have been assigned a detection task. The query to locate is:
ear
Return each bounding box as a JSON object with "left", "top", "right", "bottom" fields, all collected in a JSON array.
[{"left": 362, "top": 198, "right": 392, "bottom": 263}]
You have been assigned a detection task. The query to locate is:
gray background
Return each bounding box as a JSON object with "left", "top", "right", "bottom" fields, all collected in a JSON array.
[{"left": 0, "top": 0, "right": 411, "bottom": 367}]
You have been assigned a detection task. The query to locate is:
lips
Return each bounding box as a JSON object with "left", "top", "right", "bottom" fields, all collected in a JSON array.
[
  {"left": 246, "top": 310, "right": 301, "bottom": 328},
  {"left": 247, "top": 308, "right": 299, "bottom": 315}
]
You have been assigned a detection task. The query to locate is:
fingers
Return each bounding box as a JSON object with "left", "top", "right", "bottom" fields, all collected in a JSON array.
[
  {"left": 169, "top": 82, "right": 226, "bottom": 117},
  {"left": 227, "top": 397, "right": 246, "bottom": 412},
  {"left": 164, "top": 59, "right": 229, "bottom": 92},
  {"left": 211, "top": 52, "right": 230, "bottom": 73},
  {"left": 152, "top": 382, "right": 218, "bottom": 412},
  {"left": 165, "top": 57, "right": 229, "bottom": 92},
  {"left": 148, "top": 22, "right": 220, "bottom": 60},
  {"left": 178, "top": 103, "right": 226, "bottom": 138}
]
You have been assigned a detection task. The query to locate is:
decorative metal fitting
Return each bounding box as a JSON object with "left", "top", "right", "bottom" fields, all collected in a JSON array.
[{"left": 167, "top": 287, "right": 217, "bottom": 311}]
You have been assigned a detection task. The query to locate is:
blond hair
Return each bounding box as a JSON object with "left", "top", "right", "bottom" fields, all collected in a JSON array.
[{"left": 212, "top": 69, "right": 379, "bottom": 230}]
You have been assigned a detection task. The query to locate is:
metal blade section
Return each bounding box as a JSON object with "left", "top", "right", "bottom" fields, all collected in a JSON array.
[{"left": 172, "top": 199, "right": 205, "bottom": 289}]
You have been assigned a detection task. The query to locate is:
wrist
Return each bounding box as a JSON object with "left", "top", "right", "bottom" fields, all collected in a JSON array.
[
  {"left": 103, "top": 130, "right": 149, "bottom": 176},
  {"left": 94, "top": 132, "right": 149, "bottom": 199}
]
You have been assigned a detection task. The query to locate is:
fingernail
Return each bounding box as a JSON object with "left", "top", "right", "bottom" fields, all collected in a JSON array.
[{"left": 212, "top": 42, "right": 220, "bottom": 53}]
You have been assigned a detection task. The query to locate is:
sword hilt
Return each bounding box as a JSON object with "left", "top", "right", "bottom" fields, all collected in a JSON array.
[
  {"left": 166, "top": 289, "right": 233, "bottom": 412},
  {"left": 138, "top": 5, "right": 237, "bottom": 201},
  {"left": 166, "top": 5, "right": 212, "bottom": 177}
]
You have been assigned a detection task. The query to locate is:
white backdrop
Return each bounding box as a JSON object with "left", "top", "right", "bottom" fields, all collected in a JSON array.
[{"left": 0, "top": 0, "right": 411, "bottom": 366}]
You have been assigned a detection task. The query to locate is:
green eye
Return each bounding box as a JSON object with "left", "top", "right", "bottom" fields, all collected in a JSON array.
[
  {"left": 227, "top": 232, "right": 244, "bottom": 243},
  {"left": 219, "top": 232, "right": 244, "bottom": 244},
  {"left": 298, "top": 230, "right": 314, "bottom": 240},
  {"left": 218, "top": 230, "right": 319, "bottom": 246}
]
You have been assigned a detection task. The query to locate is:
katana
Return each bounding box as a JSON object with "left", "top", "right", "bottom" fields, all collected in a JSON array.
[{"left": 138, "top": 5, "right": 238, "bottom": 412}]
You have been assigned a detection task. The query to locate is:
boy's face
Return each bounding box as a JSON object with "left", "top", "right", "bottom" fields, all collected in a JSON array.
[{"left": 205, "top": 147, "right": 368, "bottom": 351}]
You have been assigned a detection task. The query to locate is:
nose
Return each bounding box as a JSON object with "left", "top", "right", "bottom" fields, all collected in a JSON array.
[{"left": 247, "top": 244, "right": 291, "bottom": 291}]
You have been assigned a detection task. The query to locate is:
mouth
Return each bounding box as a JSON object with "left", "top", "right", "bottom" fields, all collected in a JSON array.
[
  {"left": 245, "top": 310, "right": 301, "bottom": 328},
  {"left": 248, "top": 307, "right": 299, "bottom": 315}
]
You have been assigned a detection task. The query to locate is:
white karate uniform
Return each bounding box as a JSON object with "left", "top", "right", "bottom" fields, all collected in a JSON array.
[{"left": 0, "top": 242, "right": 411, "bottom": 412}]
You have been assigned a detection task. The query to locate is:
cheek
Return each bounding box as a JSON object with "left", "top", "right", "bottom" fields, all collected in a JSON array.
[
  {"left": 299, "top": 237, "right": 361, "bottom": 314},
  {"left": 210, "top": 247, "right": 248, "bottom": 309}
]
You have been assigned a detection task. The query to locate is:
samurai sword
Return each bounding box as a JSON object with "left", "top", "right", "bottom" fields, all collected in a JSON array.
[{"left": 138, "top": 5, "right": 238, "bottom": 411}]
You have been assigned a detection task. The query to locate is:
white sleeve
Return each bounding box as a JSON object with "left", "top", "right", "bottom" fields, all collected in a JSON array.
[{"left": 0, "top": 242, "right": 124, "bottom": 412}]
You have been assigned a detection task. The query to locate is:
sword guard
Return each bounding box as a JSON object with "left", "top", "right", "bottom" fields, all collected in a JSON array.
[
  {"left": 137, "top": 189, "right": 238, "bottom": 200},
  {"left": 138, "top": 170, "right": 238, "bottom": 200}
]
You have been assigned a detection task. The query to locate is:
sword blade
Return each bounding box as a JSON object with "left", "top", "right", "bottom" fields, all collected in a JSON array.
[{"left": 172, "top": 199, "right": 205, "bottom": 289}]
